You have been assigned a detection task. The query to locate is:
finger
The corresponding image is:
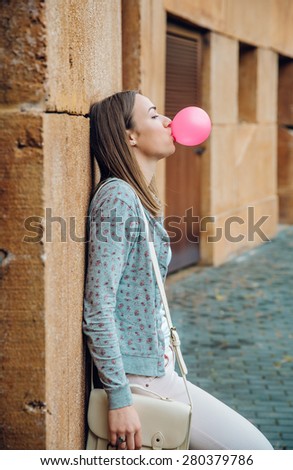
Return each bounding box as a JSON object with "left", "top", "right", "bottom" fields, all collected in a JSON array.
[
  {"left": 110, "top": 432, "right": 118, "bottom": 448},
  {"left": 126, "top": 433, "right": 135, "bottom": 450},
  {"left": 117, "top": 435, "right": 127, "bottom": 450},
  {"left": 119, "top": 441, "right": 127, "bottom": 450},
  {"left": 135, "top": 429, "right": 142, "bottom": 449}
]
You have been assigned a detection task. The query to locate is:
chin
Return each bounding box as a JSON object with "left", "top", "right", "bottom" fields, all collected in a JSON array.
[
  {"left": 156, "top": 144, "right": 176, "bottom": 160},
  {"left": 168, "top": 143, "right": 176, "bottom": 156}
]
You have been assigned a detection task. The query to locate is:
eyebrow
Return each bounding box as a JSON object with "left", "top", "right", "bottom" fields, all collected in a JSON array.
[{"left": 148, "top": 106, "right": 157, "bottom": 113}]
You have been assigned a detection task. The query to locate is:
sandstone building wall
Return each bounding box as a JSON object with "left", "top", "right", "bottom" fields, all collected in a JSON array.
[{"left": 1, "top": 0, "right": 292, "bottom": 449}]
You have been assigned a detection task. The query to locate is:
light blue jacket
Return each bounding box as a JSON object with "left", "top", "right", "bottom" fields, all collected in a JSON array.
[{"left": 83, "top": 178, "right": 170, "bottom": 409}]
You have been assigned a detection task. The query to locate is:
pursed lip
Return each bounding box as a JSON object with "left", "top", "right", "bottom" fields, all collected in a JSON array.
[{"left": 170, "top": 131, "right": 175, "bottom": 142}]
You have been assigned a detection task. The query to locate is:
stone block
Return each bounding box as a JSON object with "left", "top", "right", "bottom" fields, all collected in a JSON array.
[
  {"left": 199, "top": 136, "right": 212, "bottom": 216},
  {"left": 198, "top": 215, "right": 218, "bottom": 266},
  {"left": 257, "top": 49, "right": 278, "bottom": 124},
  {"left": 46, "top": 0, "right": 122, "bottom": 114},
  {"left": 210, "top": 125, "right": 238, "bottom": 214},
  {"left": 209, "top": 124, "right": 277, "bottom": 214},
  {"left": 235, "top": 124, "right": 277, "bottom": 207},
  {"left": 122, "top": 0, "right": 141, "bottom": 91},
  {"left": 271, "top": 0, "right": 293, "bottom": 57},
  {"left": 226, "top": 0, "right": 271, "bottom": 48},
  {"left": 0, "top": 112, "right": 45, "bottom": 449},
  {"left": 201, "top": 197, "right": 278, "bottom": 266},
  {"left": 0, "top": 1, "right": 46, "bottom": 106},
  {"left": 202, "top": 122, "right": 278, "bottom": 265},
  {"left": 0, "top": 0, "right": 122, "bottom": 112},
  {"left": 43, "top": 113, "right": 91, "bottom": 449},
  {"left": 210, "top": 33, "right": 238, "bottom": 124},
  {"left": 164, "top": 0, "right": 228, "bottom": 33},
  {"left": 123, "top": 0, "right": 166, "bottom": 112},
  {"left": 0, "top": 111, "right": 91, "bottom": 449},
  {"left": 204, "top": 207, "right": 249, "bottom": 266},
  {"left": 122, "top": 0, "right": 167, "bottom": 202},
  {"left": 141, "top": 0, "right": 167, "bottom": 111},
  {"left": 248, "top": 194, "right": 279, "bottom": 244}
]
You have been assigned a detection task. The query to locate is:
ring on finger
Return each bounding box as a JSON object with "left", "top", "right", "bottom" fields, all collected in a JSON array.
[{"left": 117, "top": 436, "right": 126, "bottom": 444}]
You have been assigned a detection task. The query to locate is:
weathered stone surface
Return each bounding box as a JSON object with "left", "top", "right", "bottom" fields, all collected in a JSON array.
[
  {"left": 1, "top": 0, "right": 292, "bottom": 451},
  {"left": 210, "top": 124, "right": 277, "bottom": 214},
  {"left": 201, "top": 122, "right": 277, "bottom": 264},
  {"left": 43, "top": 113, "right": 91, "bottom": 449},
  {"left": 164, "top": 0, "right": 293, "bottom": 57},
  {"left": 164, "top": 0, "right": 228, "bottom": 33},
  {"left": 0, "top": 112, "right": 45, "bottom": 449},
  {"left": 210, "top": 33, "right": 238, "bottom": 124},
  {"left": 46, "top": 0, "right": 122, "bottom": 114},
  {"left": 122, "top": 0, "right": 141, "bottom": 91},
  {"left": 1, "top": 0, "right": 122, "bottom": 450},
  {"left": 0, "top": 1, "right": 47, "bottom": 106},
  {"left": 0, "top": 0, "right": 122, "bottom": 113},
  {"left": 122, "top": 0, "right": 167, "bottom": 203},
  {"left": 271, "top": 0, "right": 293, "bottom": 57},
  {"left": 257, "top": 49, "right": 278, "bottom": 124},
  {"left": 235, "top": 124, "right": 277, "bottom": 207},
  {"left": 210, "top": 125, "right": 238, "bottom": 214},
  {"left": 200, "top": 197, "right": 278, "bottom": 266},
  {"left": 226, "top": 0, "right": 272, "bottom": 49}
]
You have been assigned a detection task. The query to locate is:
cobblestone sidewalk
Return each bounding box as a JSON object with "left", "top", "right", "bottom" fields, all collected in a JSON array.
[{"left": 166, "top": 225, "right": 293, "bottom": 450}]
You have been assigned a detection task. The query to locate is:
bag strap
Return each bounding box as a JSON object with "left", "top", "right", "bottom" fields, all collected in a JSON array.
[
  {"left": 135, "top": 196, "right": 187, "bottom": 374},
  {"left": 129, "top": 384, "right": 173, "bottom": 401},
  {"left": 134, "top": 195, "right": 193, "bottom": 410}
]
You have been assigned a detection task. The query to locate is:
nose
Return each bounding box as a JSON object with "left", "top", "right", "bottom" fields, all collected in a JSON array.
[{"left": 162, "top": 115, "right": 172, "bottom": 127}]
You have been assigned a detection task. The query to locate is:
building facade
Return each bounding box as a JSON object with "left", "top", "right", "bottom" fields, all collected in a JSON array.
[{"left": 0, "top": 0, "right": 292, "bottom": 449}]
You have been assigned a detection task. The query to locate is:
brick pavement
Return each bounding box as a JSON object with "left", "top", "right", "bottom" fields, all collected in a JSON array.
[{"left": 166, "top": 225, "right": 293, "bottom": 450}]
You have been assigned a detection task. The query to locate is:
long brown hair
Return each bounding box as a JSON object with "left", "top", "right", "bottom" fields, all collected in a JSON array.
[{"left": 89, "top": 90, "right": 162, "bottom": 217}]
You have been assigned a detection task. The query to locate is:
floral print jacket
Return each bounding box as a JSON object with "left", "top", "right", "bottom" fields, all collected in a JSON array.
[{"left": 83, "top": 178, "right": 170, "bottom": 409}]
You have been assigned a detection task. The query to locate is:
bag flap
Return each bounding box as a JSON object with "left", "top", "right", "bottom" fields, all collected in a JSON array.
[
  {"left": 87, "top": 389, "right": 109, "bottom": 440},
  {"left": 87, "top": 388, "right": 191, "bottom": 449}
]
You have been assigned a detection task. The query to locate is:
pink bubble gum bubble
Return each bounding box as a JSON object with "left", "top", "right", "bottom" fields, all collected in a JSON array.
[{"left": 171, "top": 106, "right": 211, "bottom": 146}]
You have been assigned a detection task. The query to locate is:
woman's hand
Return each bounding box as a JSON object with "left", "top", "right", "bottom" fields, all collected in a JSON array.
[{"left": 108, "top": 405, "right": 142, "bottom": 450}]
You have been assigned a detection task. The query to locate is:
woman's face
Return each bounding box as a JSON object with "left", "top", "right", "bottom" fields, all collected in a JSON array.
[{"left": 129, "top": 94, "right": 175, "bottom": 160}]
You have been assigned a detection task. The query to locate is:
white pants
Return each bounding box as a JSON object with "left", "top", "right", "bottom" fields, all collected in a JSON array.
[{"left": 127, "top": 346, "right": 273, "bottom": 450}]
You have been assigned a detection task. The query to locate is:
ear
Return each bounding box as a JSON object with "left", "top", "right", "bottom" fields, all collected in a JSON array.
[{"left": 126, "top": 129, "right": 137, "bottom": 147}]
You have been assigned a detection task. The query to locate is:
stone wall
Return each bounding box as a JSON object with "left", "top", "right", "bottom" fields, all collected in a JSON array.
[
  {"left": 122, "top": 0, "right": 167, "bottom": 197},
  {"left": 164, "top": 0, "right": 293, "bottom": 56},
  {"left": 43, "top": 0, "right": 121, "bottom": 450},
  {"left": 127, "top": 0, "right": 292, "bottom": 265},
  {"left": 200, "top": 36, "right": 278, "bottom": 265},
  {"left": 1, "top": 0, "right": 293, "bottom": 450},
  {"left": 1, "top": 0, "right": 121, "bottom": 450}
]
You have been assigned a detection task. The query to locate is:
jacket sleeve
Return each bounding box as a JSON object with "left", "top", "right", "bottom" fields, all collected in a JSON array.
[{"left": 83, "top": 193, "right": 139, "bottom": 409}]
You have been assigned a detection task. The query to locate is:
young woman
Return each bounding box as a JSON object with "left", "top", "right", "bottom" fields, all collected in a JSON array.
[{"left": 83, "top": 91, "right": 273, "bottom": 451}]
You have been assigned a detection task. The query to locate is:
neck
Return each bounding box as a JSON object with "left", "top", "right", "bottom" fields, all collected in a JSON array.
[{"left": 134, "top": 152, "right": 157, "bottom": 186}]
